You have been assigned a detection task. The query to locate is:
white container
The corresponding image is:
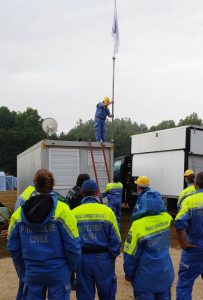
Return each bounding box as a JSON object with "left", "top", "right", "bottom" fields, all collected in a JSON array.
[
  {"left": 131, "top": 126, "right": 203, "bottom": 199},
  {"left": 17, "top": 140, "right": 113, "bottom": 196}
]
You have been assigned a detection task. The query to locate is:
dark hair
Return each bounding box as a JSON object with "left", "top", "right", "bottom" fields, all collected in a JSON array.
[
  {"left": 195, "top": 172, "right": 203, "bottom": 189},
  {"left": 34, "top": 169, "right": 54, "bottom": 193},
  {"left": 140, "top": 186, "right": 148, "bottom": 191},
  {"left": 76, "top": 174, "right": 90, "bottom": 188},
  {"left": 186, "top": 174, "right": 195, "bottom": 184}
]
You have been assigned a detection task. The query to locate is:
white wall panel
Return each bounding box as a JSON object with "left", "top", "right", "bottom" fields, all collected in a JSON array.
[
  {"left": 190, "top": 129, "right": 203, "bottom": 155},
  {"left": 132, "top": 150, "right": 185, "bottom": 197},
  {"left": 131, "top": 127, "right": 187, "bottom": 154}
]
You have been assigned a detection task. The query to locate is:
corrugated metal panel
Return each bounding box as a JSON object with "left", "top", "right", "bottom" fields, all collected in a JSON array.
[{"left": 49, "top": 148, "right": 80, "bottom": 189}]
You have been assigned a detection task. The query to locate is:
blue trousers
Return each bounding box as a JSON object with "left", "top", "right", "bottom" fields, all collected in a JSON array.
[
  {"left": 134, "top": 290, "right": 171, "bottom": 300},
  {"left": 94, "top": 119, "right": 106, "bottom": 142},
  {"left": 76, "top": 252, "right": 117, "bottom": 300},
  {"left": 16, "top": 280, "right": 24, "bottom": 300},
  {"left": 108, "top": 200, "right": 122, "bottom": 228},
  {"left": 176, "top": 249, "right": 203, "bottom": 300},
  {"left": 22, "top": 282, "right": 70, "bottom": 300}
]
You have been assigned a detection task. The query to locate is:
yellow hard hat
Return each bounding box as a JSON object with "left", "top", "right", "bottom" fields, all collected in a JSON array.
[
  {"left": 103, "top": 97, "right": 110, "bottom": 105},
  {"left": 135, "top": 176, "right": 150, "bottom": 187},
  {"left": 184, "top": 169, "right": 194, "bottom": 176}
]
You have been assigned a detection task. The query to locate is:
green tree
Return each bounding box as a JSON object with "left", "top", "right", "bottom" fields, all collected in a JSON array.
[
  {"left": 178, "top": 113, "right": 202, "bottom": 126},
  {"left": 0, "top": 107, "right": 46, "bottom": 175},
  {"left": 149, "top": 120, "right": 176, "bottom": 132},
  {"left": 62, "top": 119, "right": 95, "bottom": 141},
  {"left": 59, "top": 117, "right": 148, "bottom": 158}
]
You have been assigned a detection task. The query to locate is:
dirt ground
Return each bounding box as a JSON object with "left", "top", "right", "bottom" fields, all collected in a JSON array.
[
  {"left": 1, "top": 208, "right": 203, "bottom": 299},
  {"left": 0, "top": 249, "right": 203, "bottom": 300}
]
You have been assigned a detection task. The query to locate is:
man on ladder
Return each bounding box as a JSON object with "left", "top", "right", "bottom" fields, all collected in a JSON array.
[{"left": 94, "top": 97, "right": 114, "bottom": 142}]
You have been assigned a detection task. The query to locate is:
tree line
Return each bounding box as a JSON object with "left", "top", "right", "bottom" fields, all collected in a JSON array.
[{"left": 0, "top": 106, "right": 202, "bottom": 175}]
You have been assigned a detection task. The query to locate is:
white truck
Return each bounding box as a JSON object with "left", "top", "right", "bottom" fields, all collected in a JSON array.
[
  {"left": 114, "top": 125, "right": 203, "bottom": 211},
  {"left": 17, "top": 140, "right": 113, "bottom": 197}
]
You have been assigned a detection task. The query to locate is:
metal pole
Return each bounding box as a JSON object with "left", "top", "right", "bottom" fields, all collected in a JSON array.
[{"left": 111, "top": 55, "right": 116, "bottom": 143}]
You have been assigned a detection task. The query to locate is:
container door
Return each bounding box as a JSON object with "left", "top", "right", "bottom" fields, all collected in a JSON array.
[{"left": 49, "top": 148, "right": 80, "bottom": 195}]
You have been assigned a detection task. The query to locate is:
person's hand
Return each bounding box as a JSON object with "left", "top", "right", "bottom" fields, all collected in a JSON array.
[
  {"left": 0, "top": 230, "right": 8, "bottom": 241},
  {"left": 176, "top": 229, "right": 196, "bottom": 250}
]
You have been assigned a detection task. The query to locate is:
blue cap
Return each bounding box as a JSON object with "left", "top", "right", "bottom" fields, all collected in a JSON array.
[{"left": 81, "top": 180, "right": 98, "bottom": 193}]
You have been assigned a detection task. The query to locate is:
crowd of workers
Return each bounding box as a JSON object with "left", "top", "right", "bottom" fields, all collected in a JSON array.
[{"left": 1, "top": 167, "right": 203, "bottom": 300}]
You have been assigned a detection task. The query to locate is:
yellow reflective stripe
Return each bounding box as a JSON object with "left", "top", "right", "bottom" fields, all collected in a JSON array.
[
  {"left": 8, "top": 207, "right": 22, "bottom": 238},
  {"left": 105, "top": 182, "right": 123, "bottom": 192},
  {"left": 73, "top": 203, "right": 121, "bottom": 240},
  {"left": 54, "top": 201, "right": 79, "bottom": 238},
  {"left": 124, "top": 212, "right": 172, "bottom": 255},
  {"left": 178, "top": 185, "right": 195, "bottom": 205},
  {"left": 20, "top": 186, "right": 35, "bottom": 201},
  {"left": 176, "top": 192, "right": 203, "bottom": 220}
]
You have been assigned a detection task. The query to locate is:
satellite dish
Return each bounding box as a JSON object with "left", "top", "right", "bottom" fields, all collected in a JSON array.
[{"left": 42, "top": 118, "right": 58, "bottom": 136}]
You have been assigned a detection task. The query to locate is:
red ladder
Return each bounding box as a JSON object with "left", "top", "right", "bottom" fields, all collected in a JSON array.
[{"left": 89, "top": 141, "right": 111, "bottom": 203}]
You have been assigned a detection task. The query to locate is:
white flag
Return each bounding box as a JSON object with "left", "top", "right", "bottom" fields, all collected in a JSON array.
[{"left": 112, "top": 0, "right": 119, "bottom": 55}]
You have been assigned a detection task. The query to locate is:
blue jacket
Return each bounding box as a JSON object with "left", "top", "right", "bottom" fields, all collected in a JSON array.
[
  {"left": 101, "top": 182, "right": 123, "bottom": 204},
  {"left": 174, "top": 189, "right": 203, "bottom": 251},
  {"left": 131, "top": 188, "right": 163, "bottom": 222},
  {"left": 94, "top": 102, "right": 110, "bottom": 121},
  {"left": 124, "top": 190, "right": 174, "bottom": 293},
  {"left": 72, "top": 196, "right": 121, "bottom": 258},
  {"left": 8, "top": 193, "right": 81, "bottom": 286},
  {"left": 15, "top": 185, "right": 66, "bottom": 210},
  {"left": 177, "top": 184, "right": 196, "bottom": 210}
]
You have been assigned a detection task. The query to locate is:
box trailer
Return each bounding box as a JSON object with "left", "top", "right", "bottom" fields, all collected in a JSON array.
[
  {"left": 17, "top": 140, "right": 113, "bottom": 196},
  {"left": 114, "top": 125, "right": 203, "bottom": 211}
]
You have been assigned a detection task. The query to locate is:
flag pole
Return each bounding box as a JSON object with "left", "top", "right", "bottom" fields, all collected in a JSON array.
[
  {"left": 111, "top": 0, "right": 119, "bottom": 143},
  {"left": 111, "top": 54, "right": 116, "bottom": 143}
]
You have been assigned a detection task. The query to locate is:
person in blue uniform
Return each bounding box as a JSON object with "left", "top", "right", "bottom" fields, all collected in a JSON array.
[
  {"left": 131, "top": 176, "right": 151, "bottom": 223},
  {"left": 72, "top": 179, "right": 121, "bottom": 300},
  {"left": 177, "top": 169, "right": 196, "bottom": 210},
  {"left": 7, "top": 169, "right": 81, "bottom": 300},
  {"left": 124, "top": 189, "right": 174, "bottom": 300},
  {"left": 94, "top": 97, "right": 113, "bottom": 142},
  {"left": 174, "top": 171, "right": 203, "bottom": 300},
  {"left": 15, "top": 179, "right": 65, "bottom": 211},
  {"left": 101, "top": 175, "right": 123, "bottom": 228}
]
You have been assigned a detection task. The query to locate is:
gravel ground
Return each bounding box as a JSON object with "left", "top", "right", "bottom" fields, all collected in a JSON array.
[{"left": 0, "top": 248, "right": 203, "bottom": 300}]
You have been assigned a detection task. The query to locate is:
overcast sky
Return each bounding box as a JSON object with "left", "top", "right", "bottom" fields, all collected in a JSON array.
[{"left": 1, "top": 0, "right": 203, "bottom": 133}]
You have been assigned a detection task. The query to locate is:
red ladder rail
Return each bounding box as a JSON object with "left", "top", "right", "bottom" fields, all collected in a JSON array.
[
  {"left": 88, "top": 142, "right": 102, "bottom": 204},
  {"left": 100, "top": 142, "right": 110, "bottom": 183}
]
